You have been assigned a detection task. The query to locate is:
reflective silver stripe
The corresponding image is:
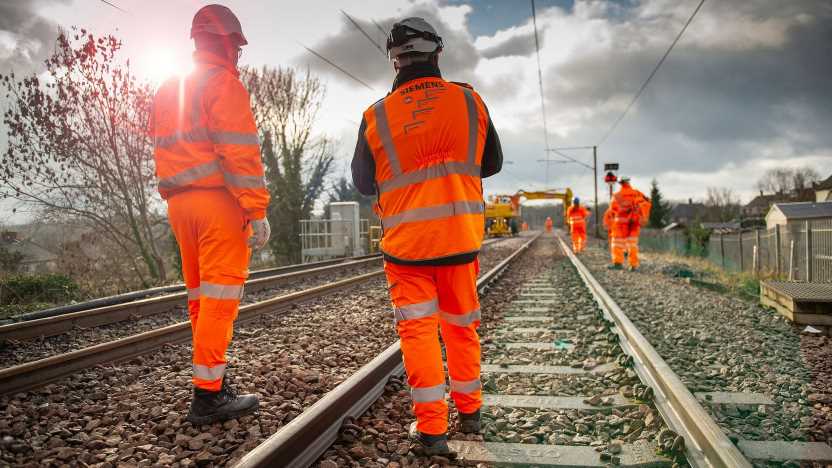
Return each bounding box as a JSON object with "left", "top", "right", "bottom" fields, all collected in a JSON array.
[
  {"left": 201, "top": 282, "right": 244, "bottom": 300},
  {"left": 187, "top": 287, "right": 200, "bottom": 301},
  {"left": 382, "top": 200, "right": 484, "bottom": 230},
  {"left": 193, "top": 363, "right": 226, "bottom": 381},
  {"left": 155, "top": 127, "right": 211, "bottom": 148},
  {"left": 211, "top": 131, "right": 260, "bottom": 145},
  {"left": 158, "top": 160, "right": 222, "bottom": 190},
  {"left": 373, "top": 100, "right": 402, "bottom": 176},
  {"left": 461, "top": 87, "right": 479, "bottom": 165},
  {"left": 378, "top": 161, "right": 480, "bottom": 194},
  {"left": 440, "top": 308, "right": 481, "bottom": 327},
  {"left": 394, "top": 298, "right": 438, "bottom": 323},
  {"left": 224, "top": 172, "right": 266, "bottom": 189},
  {"left": 450, "top": 378, "right": 481, "bottom": 394},
  {"left": 411, "top": 383, "right": 446, "bottom": 403}
]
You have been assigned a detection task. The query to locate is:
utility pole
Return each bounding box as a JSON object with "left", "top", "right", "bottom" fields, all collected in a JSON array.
[{"left": 593, "top": 145, "right": 599, "bottom": 237}]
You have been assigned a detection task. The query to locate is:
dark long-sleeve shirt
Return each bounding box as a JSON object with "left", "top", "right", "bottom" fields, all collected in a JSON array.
[{"left": 351, "top": 62, "right": 503, "bottom": 197}]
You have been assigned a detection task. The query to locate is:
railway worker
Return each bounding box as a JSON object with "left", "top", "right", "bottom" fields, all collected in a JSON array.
[
  {"left": 351, "top": 17, "right": 503, "bottom": 456},
  {"left": 544, "top": 216, "right": 553, "bottom": 233},
  {"left": 605, "top": 177, "right": 651, "bottom": 270},
  {"left": 150, "top": 4, "right": 270, "bottom": 425},
  {"left": 566, "top": 197, "right": 590, "bottom": 253}
]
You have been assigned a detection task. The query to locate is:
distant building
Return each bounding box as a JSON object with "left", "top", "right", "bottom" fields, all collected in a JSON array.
[
  {"left": 765, "top": 202, "right": 832, "bottom": 230},
  {"left": 1, "top": 230, "right": 59, "bottom": 273},
  {"left": 814, "top": 174, "right": 832, "bottom": 202},
  {"left": 701, "top": 221, "right": 741, "bottom": 234},
  {"left": 670, "top": 199, "right": 707, "bottom": 225},
  {"left": 743, "top": 192, "right": 792, "bottom": 218}
]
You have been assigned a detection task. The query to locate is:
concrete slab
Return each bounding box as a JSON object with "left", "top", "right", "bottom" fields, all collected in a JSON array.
[
  {"left": 482, "top": 362, "right": 618, "bottom": 375},
  {"left": 503, "top": 316, "right": 554, "bottom": 322},
  {"left": 499, "top": 341, "right": 575, "bottom": 351},
  {"left": 737, "top": 440, "right": 832, "bottom": 463},
  {"left": 498, "top": 327, "right": 573, "bottom": 334},
  {"left": 483, "top": 393, "right": 634, "bottom": 410},
  {"left": 695, "top": 392, "right": 774, "bottom": 406},
  {"left": 511, "top": 299, "right": 558, "bottom": 305},
  {"left": 519, "top": 293, "right": 559, "bottom": 297},
  {"left": 448, "top": 440, "right": 670, "bottom": 467},
  {"left": 504, "top": 307, "right": 555, "bottom": 315}
]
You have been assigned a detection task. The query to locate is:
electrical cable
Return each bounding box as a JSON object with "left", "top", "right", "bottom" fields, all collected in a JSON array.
[
  {"left": 341, "top": 10, "right": 386, "bottom": 56},
  {"left": 97, "top": 0, "right": 128, "bottom": 13},
  {"left": 597, "top": 0, "right": 706, "bottom": 145},
  {"left": 299, "top": 43, "right": 376, "bottom": 92},
  {"left": 531, "top": 0, "right": 551, "bottom": 187}
]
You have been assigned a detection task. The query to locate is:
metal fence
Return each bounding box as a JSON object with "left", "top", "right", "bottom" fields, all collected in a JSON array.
[
  {"left": 299, "top": 219, "right": 370, "bottom": 262},
  {"left": 640, "top": 219, "right": 832, "bottom": 283}
]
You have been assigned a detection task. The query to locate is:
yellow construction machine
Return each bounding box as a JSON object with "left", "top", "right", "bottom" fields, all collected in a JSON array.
[{"left": 484, "top": 189, "right": 573, "bottom": 237}]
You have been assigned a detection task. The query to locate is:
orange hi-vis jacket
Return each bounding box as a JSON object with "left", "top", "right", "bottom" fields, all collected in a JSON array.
[
  {"left": 361, "top": 77, "right": 489, "bottom": 263},
  {"left": 567, "top": 205, "right": 590, "bottom": 229},
  {"left": 609, "top": 184, "right": 651, "bottom": 228},
  {"left": 150, "top": 51, "right": 269, "bottom": 220}
]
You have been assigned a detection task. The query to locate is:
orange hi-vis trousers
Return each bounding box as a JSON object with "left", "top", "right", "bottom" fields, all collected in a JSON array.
[
  {"left": 610, "top": 222, "right": 640, "bottom": 268},
  {"left": 384, "top": 260, "right": 482, "bottom": 436},
  {"left": 571, "top": 223, "right": 587, "bottom": 253},
  {"left": 168, "top": 189, "right": 251, "bottom": 391}
]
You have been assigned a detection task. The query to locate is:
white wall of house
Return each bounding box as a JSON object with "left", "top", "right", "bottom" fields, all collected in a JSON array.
[{"left": 817, "top": 189, "right": 831, "bottom": 202}]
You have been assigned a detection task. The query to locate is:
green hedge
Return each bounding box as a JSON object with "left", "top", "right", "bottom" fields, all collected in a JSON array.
[{"left": 0, "top": 274, "right": 79, "bottom": 305}]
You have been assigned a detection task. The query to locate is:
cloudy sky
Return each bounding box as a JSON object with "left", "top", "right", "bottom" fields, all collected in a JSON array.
[{"left": 1, "top": 0, "right": 830, "bottom": 222}]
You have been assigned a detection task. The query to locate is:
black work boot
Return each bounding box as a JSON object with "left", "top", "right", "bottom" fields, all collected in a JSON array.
[
  {"left": 607, "top": 263, "right": 623, "bottom": 270},
  {"left": 409, "top": 422, "right": 457, "bottom": 457},
  {"left": 459, "top": 409, "right": 481, "bottom": 434},
  {"left": 186, "top": 377, "right": 259, "bottom": 425}
]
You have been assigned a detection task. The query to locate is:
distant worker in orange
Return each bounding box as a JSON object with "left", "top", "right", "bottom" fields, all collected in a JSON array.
[
  {"left": 352, "top": 17, "right": 503, "bottom": 456},
  {"left": 521, "top": 221, "right": 529, "bottom": 231},
  {"left": 544, "top": 216, "right": 553, "bottom": 232},
  {"left": 604, "top": 177, "right": 651, "bottom": 270},
  {"left": 150, "top": 4, "right": 270, "bottom": 424},
  {"left": 566, "top": 197, "right": 590, "bottom": 253}
]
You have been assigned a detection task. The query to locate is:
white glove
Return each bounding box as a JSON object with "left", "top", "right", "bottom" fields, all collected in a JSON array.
[{"left": 248, "top": 218, "right": 271, "bottom": 249}]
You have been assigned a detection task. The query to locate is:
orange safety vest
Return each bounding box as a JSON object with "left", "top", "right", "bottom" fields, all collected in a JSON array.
[
  {"left": 567, "top": 205, "right": 589, "bottom": 227},
  {"left": 363, "top": 78, "right": 488, "bottom": 262},
  {"left": 150, "top": 51, "right": 269, "bottom": 220},
  {"left": 610, "top": 185, "right": 650, "bottom": 226}
]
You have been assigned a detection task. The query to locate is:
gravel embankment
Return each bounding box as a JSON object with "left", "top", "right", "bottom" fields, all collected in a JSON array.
[
  {"left": 316, "top": 234, "right": 677, "bottom": 468},
  {"left": 580, "top": 243, "right": 825, "bottom": 465},
  {"left": 0, "top": 239, "right": 522, "bottom": 468}
]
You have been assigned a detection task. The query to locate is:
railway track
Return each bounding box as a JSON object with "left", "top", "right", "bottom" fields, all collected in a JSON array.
[
  {"left": 0, "top": 235, "right": 525, "bottom": 467},
  {"left": 232, "top": 233, "right": 832, "bottom": 468},
  {"left": 0, "top": 239, "right": 512, "bottom": 394}
]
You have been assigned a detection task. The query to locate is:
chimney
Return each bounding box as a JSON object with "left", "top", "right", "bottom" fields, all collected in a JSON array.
[
  {"left": 760, "top": 190, "right": 763, "bottom": 197},
  {"left": 688, "top": 198, "right": 693, "bottom": 205}
]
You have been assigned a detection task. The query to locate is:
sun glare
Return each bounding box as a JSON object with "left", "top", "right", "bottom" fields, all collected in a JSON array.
[{"left": 140, "top": 48, "right": 192, "bottom": 85}]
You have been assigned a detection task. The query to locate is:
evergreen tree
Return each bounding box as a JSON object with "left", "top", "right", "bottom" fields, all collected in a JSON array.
[{"left": 648, "top": 179, "right": 671, "bottom": 228}]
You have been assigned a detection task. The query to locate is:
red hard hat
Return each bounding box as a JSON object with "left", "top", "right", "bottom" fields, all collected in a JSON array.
[{"left": 191, "top": 4, "right": 248, "bottom": 45}]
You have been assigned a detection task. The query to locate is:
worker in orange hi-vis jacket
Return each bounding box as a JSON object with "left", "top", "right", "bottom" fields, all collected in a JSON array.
[
  {"left": 150, "top": 5, "right": 270, "bottom": 425},
  {"left": 605, "top": 177, "right": 651, "bottom": 270},
  {"left": 351, "top": 17, "right": 503, "bottom": 457},
  {"left": 566, "top": 198, "right": 591, "bottom": 253},
  {"left": 544, "top": 216, "right": 553, "bottom": 233}
]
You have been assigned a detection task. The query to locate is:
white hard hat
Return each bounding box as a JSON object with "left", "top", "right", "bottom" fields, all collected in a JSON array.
[
  {"left": 386, "top": 17, "right": 443, "bottom": 61},
  {"left": 191, "top": 4, "right": 248, "bottom": 45}
]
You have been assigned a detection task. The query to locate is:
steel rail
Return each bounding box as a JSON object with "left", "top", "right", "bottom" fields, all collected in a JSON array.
[
  {"left": 233, "top": 232, "right": 541, "bottom": 468},
  {"left": 0, "top": 270, "right": 385, "bottom": 396},
  {"left": 0, "top": 257, "right": 382, "bottom": 343},
  {"left": 555, "top": 234, "right": 750, "bottom": 468},
  {"left": 7, "top": 253, "right": 383, "bottom": 324}
]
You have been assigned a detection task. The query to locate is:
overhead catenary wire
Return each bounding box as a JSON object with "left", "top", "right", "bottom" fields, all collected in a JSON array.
[
  {"left": 341, "top": 10, "right": 386, "bottom": 56},
  {"left": 97, "top": 0, "right": 128, "bottom": 13},
  {"left": 597, "top": 0, "right": 706, "bottom": 146},
  {"left": 299, "top": 43, "right": 376, "bottom": 92},
  {"left": 530, "top": 0, "right": 552, "bottom": 187}
]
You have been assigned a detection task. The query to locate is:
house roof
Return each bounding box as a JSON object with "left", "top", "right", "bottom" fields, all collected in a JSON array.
[
  {"left": 770, "top": 202, "right": 832, "bottom": 220},
  {"left": 670, "top": 203, "right": 706, "bottom": 219},
  {"left": 815, "top": 174, "right": 832, "bottom": 191},
  {"left": 745, "top": 193, "right": 790, "bottom": 209}
]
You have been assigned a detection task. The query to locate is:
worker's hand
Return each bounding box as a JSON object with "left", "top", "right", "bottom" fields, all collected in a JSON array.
[{"left": 248, "top": 218, "right": 271, "bottom": 250}]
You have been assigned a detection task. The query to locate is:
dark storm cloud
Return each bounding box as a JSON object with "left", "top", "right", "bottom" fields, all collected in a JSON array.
[
  {"left": 295, "top": 4, "right": 480, "bottom": 91},
  {"left": 0, "top": 0, "right": 67, "bottom": 75},
  {"left": 480, "top": 29, "right": 537, "bottom": 59},
  {"left": 545, "top": 0, "right": 832, "bottom": 174}
]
